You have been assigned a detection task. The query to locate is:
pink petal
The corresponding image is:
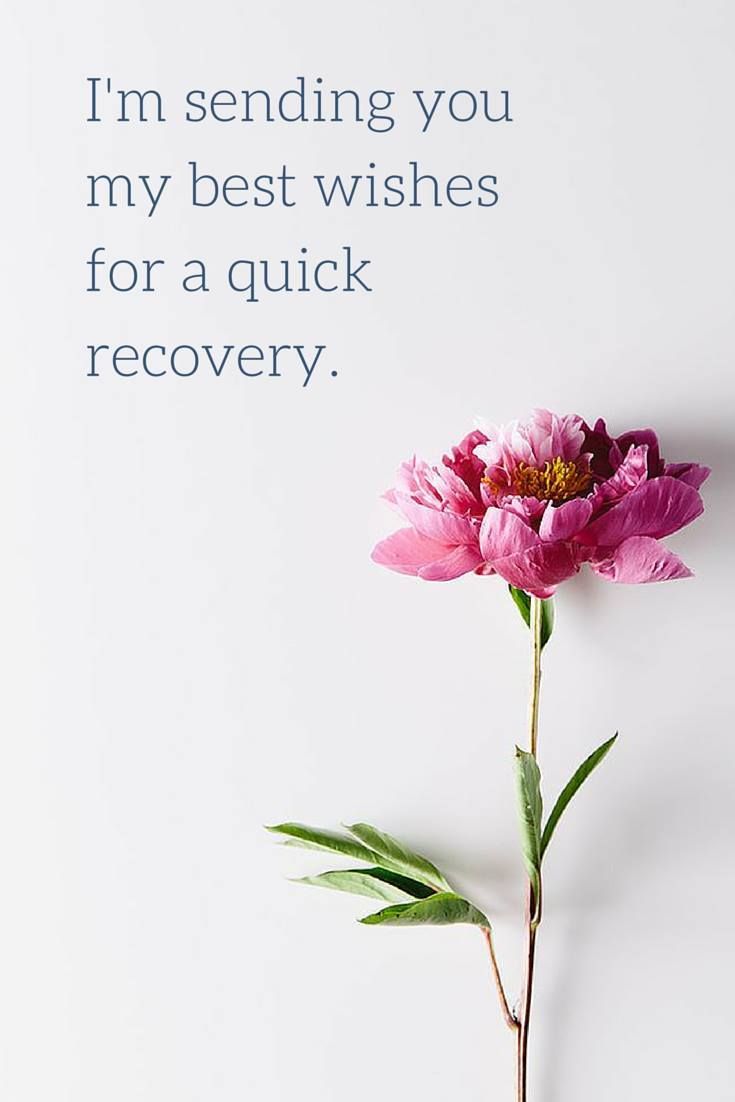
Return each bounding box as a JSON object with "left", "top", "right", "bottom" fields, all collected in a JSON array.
[
  {"left": 479, "top": 508, "right": 541, "bottom": 561},
  {"left": 475, "top": 409, "right": 585, "bottom": 471},
  {"left": 494, "top": 544, "right": 579, "bottom": 596},
  {"left": 392, "top": 493, "right": 479, "bottom": 546},
  {"left": 393, "top": 453, "right": 484, "bottom": 515},
  {"left": 615, "top": 428, "right": 662, "bottom": 476},
  {"left": 664, "top": 462, "right": 711, "bottom": 490},
  {"left": 479, "top": 508, "right": 579, "bottom": 597},
  {"left": 590, "top": 444, "right": 649, "bottom": 510},
  {"left": 577, "top": 476, "right": 704, "bottom": 546},
  {"left": 591, "top": 536, "right": 693, "bottom": 583},
  {"left": 442, "top": 430, "right": 488, "bottom": 498},
  {"left": 539, "top": 498, "right": 593, "bottom": 542},
  {"left": 499, "top": 496, "right": 548, "bottom": 523},
  {"left": 371, "top": 528, "right": 482, "bottom": 581},
  {"left": 371, "top": 528, "right": 448, "bottom": 575},
  {"left": 419, "top": 543, "right": 485, "bottom": 581}
]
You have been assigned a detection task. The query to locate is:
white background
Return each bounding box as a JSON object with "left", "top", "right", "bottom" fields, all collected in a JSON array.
[{"left": 2, "top": 1, "right": 734, "bottom": 1099}]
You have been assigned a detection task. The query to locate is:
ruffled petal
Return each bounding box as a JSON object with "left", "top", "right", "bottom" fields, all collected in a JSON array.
[
  {"left": 591, "top": 536, "right": 693, "bottom": 583},
  {"left": 480, "top": 508, "right": 540, "bottom": 561},
  {"left": 419, "top": 543, "right": 486, "bottom": 580},
  {"left": 371, "top": 528, "right": 482, "bottom": 580},
  {"left": 371, "top": 528, "right": 446, "bottom": 576},
  {"left": 576, "top": 476, "right": 703, "bottom": 546},
  {"left": 664, "top": 462, "right": 711, "bottom": 490},
  {"left": 499, "top": 496, "right": 548, "bottom": 523},
  {"left": 491, "top": 543, "right": 579, "bottom": 597},
  {"left": 615, "top": 428, "right": 663, "bottom": 476},
  {"left": 590, "top": 444, "right": 649, "bottom": 510},
  {"left": 442, "top": 429, "right": 488, "bottom": 498},
  {"left": 391, "top": 494, "right": 479, "bottom": 545},
  {"left": 475, "top": 409, "right": 586, "bottom": 472},
  {"left": 539, "top": 497, "right": 593, "bottom": 542},
  {"left": 479, "top": 508, "right": 579, "bottom": 597}
]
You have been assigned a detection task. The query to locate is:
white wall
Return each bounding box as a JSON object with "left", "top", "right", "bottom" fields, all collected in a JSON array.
[{"left": 2, "top": 1, "right": 733, "bottom": 1098}]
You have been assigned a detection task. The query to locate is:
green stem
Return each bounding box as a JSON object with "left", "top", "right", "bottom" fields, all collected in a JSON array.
[
  {"left": 528, "top": 596, "right": 542, "bottom": 758},
  {"left": 517, "top": 595, "right": 544, "bottom": 1102}
]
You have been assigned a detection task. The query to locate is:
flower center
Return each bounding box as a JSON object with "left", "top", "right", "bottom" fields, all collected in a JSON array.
[{"left": 485, "top": 457, "right": 592, "bottom": 503}]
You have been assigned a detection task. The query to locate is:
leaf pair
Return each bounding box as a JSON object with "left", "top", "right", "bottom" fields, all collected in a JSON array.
[
  {"left": 514, "top": 734, "right": 618, "bottom": 920},
  {"left": 269, "top": 735, "right": 617, "bottom": 930},
  {"left": 266, "top": 821, "right": 489, "bottom": 928}
]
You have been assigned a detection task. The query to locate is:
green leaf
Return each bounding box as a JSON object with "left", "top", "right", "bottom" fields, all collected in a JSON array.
[
  {"left": 514, "top": 748, "right": 543, "bottom": 910},
  {"left": 292, "top": 867, "right": 434, "bottom": 904},
  {"left": 508, "top": 586, "right": 555, "bottom": 649},
  {"left": 541, "top": 734, "right": 618, "bottom": 858},
  {"left": 345, "top": 823, "right": 452, "bottom": 892},
  {"left": 266, "top": 823, "right": 383, "bottom": 865},
  {"left": 360, "top": 891, "right": 488, "bottom": 928}
]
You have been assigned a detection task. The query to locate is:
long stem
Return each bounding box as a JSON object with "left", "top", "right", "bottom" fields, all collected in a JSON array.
[
  {"left": 517, "top": 595, "right": 544, "bottom": 1102},
  {"left": 528, "top": 596, "right": 542, "bottom": 758}
]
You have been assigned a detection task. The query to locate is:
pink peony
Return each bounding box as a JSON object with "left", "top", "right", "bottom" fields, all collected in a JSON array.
[{"left": 371, "top": 410, "right": 709, "bottom": 598}]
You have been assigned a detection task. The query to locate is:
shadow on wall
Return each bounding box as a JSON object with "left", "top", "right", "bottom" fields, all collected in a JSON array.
[{"left": 535, "top": 705, "right": 730, "bottom": 1101}]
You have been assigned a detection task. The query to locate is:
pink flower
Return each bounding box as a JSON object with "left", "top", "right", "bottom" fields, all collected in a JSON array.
[{"left": 371, "top": 410, "right": 709, "bottom": 597}]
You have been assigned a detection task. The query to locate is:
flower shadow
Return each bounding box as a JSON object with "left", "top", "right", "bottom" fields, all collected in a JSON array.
[{"left": 536, "top": 727, "right": 726, "bottom": 1100}]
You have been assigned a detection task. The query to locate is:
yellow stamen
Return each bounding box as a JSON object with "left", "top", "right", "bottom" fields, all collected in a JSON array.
[{"left": 484, "top": 457, "right": 592, "bottom": 503}]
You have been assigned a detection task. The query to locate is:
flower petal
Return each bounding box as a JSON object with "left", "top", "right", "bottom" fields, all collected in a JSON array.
[
  {"left": 442, "top": 430, "right": 488, "bottom": 498},
  {"left": 480, "top": 508, "right": 540, "bottom": 561},
  {"left": 419, "top": 543, "right": 485, "bottom": 581},
  {"left": 590, "top": 444, "right": 649, "bottom": 510},
  {"left": 664, "top": 462, "right": 711, "bottom": 490},
  {"left": 492, "top": 543, "right": 579, "bottom": 597},
  {"left": 371, "top": 528, "right": 447, "bottom": 575},
  {"left": 371, "top": 528, "right": 482, "bottom": 580},
  {"left": 475, "top": 409, "right": 585, "bottom": 472},
  {"left": 499, "top": 495, "right": 548, "bottom": 523},
  {"left": 480, "top": 508, "right": 579, "bottom": 597},
  {"left": 591, "top": 536, "right": 693, "bottom": 583},
  {"left": 615, "top": 428, "right": 663, "bottom": 476},
  {"left": 577, "top": 476, "right": 704, "bottom": 546},
  {"left": 539, "top": 498, "right": 593, "bottom": 542},
  {"left": 391, "top": 494, "right": 479, "bottom": 545}
]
